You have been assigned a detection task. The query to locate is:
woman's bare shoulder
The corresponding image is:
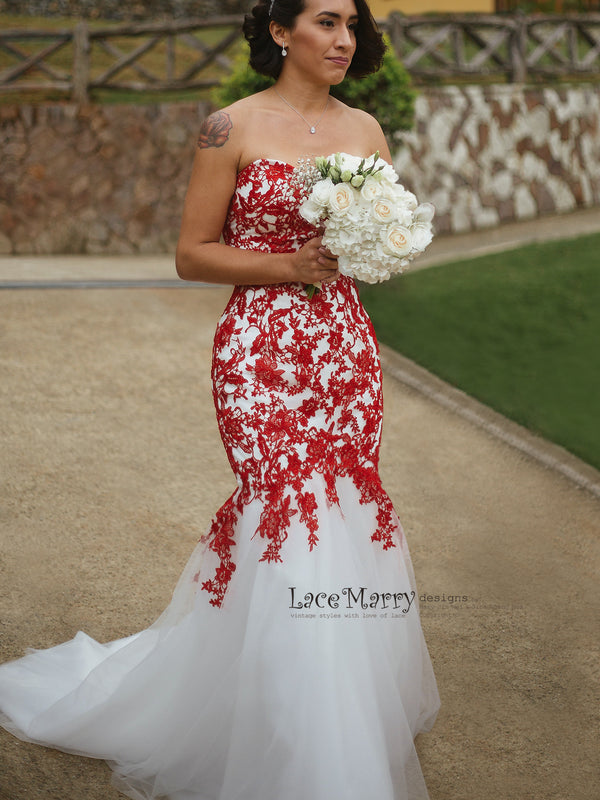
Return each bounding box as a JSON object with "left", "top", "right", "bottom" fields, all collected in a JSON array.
[
  {"left": 331, "top": 99, "right": 390, "bottom": 158},
  {"left": 208, "top": 91, "right": 273, "bottom": 125},
  {"left": 198, "top": 92, "right": 272, "bottom": 156},
  {"left": 333, "top": 100, "right": 381, "bottom": 132}
]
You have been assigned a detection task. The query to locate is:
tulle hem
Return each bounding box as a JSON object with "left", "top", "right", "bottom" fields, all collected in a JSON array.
[{"left": 0, "top": 476, "right": 440, "bottom": 800}]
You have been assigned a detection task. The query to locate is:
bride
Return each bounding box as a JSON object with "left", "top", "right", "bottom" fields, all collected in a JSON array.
[{"left": 0, "top": 0, "right": 440, "bottom": 798}]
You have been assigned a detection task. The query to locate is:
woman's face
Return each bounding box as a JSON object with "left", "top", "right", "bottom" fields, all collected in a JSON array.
[{"left": 281, "top": 0, "right": 359, "bottom": 85}]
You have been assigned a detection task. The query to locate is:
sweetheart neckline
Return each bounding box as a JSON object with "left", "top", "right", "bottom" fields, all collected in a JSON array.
[{"left": 237, "top": 158, "right": 296, "bottom": 177}]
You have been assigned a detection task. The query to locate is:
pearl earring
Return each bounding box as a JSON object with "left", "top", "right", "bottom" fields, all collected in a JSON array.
[{"left": 281, "top": 42, "right": 287, "bottom": 57}]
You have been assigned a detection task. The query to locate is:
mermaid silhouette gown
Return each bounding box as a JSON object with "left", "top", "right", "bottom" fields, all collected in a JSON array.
[{"left": 0, "top": 158, "right": 440, "bottom": 800}]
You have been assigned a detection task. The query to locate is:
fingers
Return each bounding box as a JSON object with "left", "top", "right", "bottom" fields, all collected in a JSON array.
[
  {"left": 317, "top": 246, "right": 337, "bottom": 267},
  {"left": 321, "top": 268, "right": 339, "bottom": 284},
  {"left": 317, "top": 246, "right": 339, "bottom": 283},
  {"left": 314, "top": 243, "right": 338, "bottom": 283},
  {"left": 294, "top": 237, "right": 339, "bottom": 285},
  {"left": 317, "top": 245, "right": 335, "bottom": 260}
]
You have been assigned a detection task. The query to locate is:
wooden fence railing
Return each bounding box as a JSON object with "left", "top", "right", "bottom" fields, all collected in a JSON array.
[
  {"left": 385, "top": 12, "right": 600, "bottom": 82},
  {"left": 0, "top": 15, "right": 244, "bottom": 103},
  {"left": 1, "top": 13, "right": 599, "bottom": 101}
]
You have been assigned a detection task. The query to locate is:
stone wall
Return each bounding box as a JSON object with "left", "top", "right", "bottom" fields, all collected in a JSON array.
[
  {"left": 0, "top": 102, "right": 209, "bottom": 255},
  {"left": 1, "top": 84, "right": 599, "bottom": 255},
  {"left": 395, "top": 84, "right": 600, "bottom": 235}
]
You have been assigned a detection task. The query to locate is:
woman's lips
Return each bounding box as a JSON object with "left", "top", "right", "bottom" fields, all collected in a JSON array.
[{"left": 328, "top": 57, "right": 349, "bottom": 66}]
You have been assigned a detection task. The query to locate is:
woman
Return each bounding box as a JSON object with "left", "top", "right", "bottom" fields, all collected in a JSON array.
[{"left": 0, "top": 0, "right": 440, "bottom": 798}]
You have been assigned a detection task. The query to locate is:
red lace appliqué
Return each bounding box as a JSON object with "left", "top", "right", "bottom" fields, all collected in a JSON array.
[{"left": 200, "top": 159, "right": 399, "bottom": 608}]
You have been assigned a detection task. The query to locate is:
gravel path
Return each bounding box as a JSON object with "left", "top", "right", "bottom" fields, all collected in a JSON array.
[{"left": 0, "top": 281, "right": 598, "bottom": 800}]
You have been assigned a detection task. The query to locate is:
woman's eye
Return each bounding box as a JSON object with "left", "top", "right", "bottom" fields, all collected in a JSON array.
[{"left": 319, "top": 18, "right": 356, "bottom": 32}]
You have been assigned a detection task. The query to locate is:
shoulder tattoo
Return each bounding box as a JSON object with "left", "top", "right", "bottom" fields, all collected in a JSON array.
[{"left": 197, "top": 111, "right": 233, "bottom": 149}]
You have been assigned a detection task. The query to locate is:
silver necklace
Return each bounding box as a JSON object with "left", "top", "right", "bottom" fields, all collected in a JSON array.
[{"left": 274, "top": 89, "right": 330, "bottom": 135}]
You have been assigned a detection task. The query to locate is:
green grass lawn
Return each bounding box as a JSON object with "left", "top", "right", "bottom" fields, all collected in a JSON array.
[{"left": 360, "top": 232, "right": 600, "bottom": 470}]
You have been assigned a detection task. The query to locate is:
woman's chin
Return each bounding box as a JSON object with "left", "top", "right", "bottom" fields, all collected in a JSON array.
[{"left": 328, "top": 72, "right": 349, "bottom": 86}]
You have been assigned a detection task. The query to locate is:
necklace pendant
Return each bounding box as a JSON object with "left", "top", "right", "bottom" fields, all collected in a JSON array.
[{"left": 310, "top": 126, "right": 316, "bottom": 134}]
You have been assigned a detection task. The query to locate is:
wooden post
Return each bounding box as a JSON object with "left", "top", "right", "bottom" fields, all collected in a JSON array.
[
  {"left": 72, "top": 20, "right": 90, "bottom": 104},
  {"left": 387, "top": 13, "right": 406, "bottom": 64},
  {"left": 167, "top": 33, "right": 175, "bottom": 81},
  {"left": 510, "top": 13, "right": 527, "bottom": 83}
]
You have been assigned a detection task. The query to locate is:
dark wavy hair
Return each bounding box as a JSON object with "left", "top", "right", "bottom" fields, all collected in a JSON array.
[{"left": 243, "top": 0, "right": 385, "bottom": 80}]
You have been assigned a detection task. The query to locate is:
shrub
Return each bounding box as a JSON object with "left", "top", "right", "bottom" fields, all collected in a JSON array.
[{"left": 212, "top": 37, "right": 416, "bottom": 142}]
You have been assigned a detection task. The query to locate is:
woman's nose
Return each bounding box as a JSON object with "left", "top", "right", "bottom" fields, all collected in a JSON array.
[{"left": 336, "top": 27, "right": 354, "bottom": 48}]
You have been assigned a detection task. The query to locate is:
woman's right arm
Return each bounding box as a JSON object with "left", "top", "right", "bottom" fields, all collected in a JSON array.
[{"left": 175, "top": 109, "right": 338, "bottom": 286}]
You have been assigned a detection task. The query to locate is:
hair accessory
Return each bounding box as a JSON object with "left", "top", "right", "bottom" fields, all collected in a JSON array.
[
  {"left": 281, "top": 42, "right": 287, "bottom": 57},
  {"left": 269, "top": 0, "right": 275, "bottom": 15}
]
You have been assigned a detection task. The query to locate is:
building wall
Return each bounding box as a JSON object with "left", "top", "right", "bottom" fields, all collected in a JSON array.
[
  {"left": 370, "top": 0, "right": 494, "bottom": 17},
  {"left": 1, "top": 83, "right": 598, "bottom": 256}
]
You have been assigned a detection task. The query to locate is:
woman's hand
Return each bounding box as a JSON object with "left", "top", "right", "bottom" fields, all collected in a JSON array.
[{"left": 293, "top": 236, "right": 339, "bottom": 286}]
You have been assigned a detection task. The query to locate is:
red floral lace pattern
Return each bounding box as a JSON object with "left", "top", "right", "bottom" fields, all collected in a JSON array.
[{"left": 201, "top": 159, "right": 399, "bottom": 608}]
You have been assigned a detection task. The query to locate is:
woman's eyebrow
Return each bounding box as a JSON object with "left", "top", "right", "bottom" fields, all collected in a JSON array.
[{"left": 315, "top": 11, "right": 360, "bottom": 20}]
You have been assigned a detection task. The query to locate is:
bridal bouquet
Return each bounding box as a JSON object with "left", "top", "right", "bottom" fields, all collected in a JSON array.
[{"left": 297, "top": 152, "right": 434, "bottom": 298}]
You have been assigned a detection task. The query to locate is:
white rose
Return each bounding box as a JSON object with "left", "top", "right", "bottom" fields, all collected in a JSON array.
[
  {"left": 311, "top": 177, "right": 334, "bottom": 207},
  {"left": 382, "top": 224, "right": 413, "bottom": 257},
  {"left": 371, "top": 198, "right": 395, "bottom": 224},
  {"left": 300, "top": 198, "right": 325, "bottom": 226},
  {"left": 329, "top": 182, "right": 355, "bottom": 214},
  {"left": 403, "top": 191, "right": 418, "bottom": 211},
  {"left": 410, "top": 222, "right": 433, "bottom": 251},
  {"left": 376, "top": 191, "right": 410, "bottom": 223},
  {"left": 384, "top": 184, "right": 417, "bottom": 210},
  {"left": 360, "top": 177, "right": 382, "bottom": 202},
  {"left": 331, "top": 153, "right": 363, "bottom": 173},
  {"left": 373, "top": 158, "right": 400, "bottom": 185},
  {"left": 414, "top": 202, "right": 435, "bottom": 223}
]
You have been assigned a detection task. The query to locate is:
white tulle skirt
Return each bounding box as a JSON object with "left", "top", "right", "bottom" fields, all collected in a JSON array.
[{"left": 0, "top": 476, "right": 440, "bottom": 800}]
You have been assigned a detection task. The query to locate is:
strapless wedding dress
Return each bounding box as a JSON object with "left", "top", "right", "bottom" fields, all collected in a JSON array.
[{"left": 0, "top": 158, "right": 440, "bottom": 800}]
